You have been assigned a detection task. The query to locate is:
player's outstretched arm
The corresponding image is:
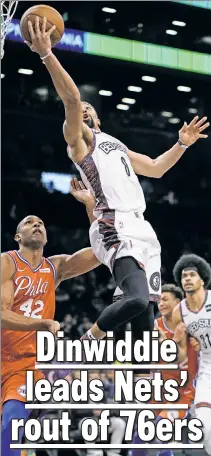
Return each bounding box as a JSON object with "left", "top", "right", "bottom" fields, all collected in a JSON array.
[
  {"left": 172, "top": 304, "right": 187, "bottom": 363},
  {"left": 50, "top": 248, "right": 101, "bottom": 287},
  {"left": 128, "top": 116, "right": 209, "bottom": 177},
  {"left": 70, "top": 178, "right": 96, "bottom": 225},
  {"left": 1, "top": 254, "right": 59, "bottom": 333},
  {"left": 25, "top": 17, "right": 92, "bottom": 160}
]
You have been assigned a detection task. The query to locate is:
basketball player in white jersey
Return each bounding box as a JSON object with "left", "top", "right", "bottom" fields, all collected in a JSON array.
[
  {"left": 132, "top": 283, "right": 198, "bottom": 456},
  {"left": 71, "top": 178, "right": 159, "bottom": 366},
  {"left": 172, "top": 254, "right": 211, "bottom": 455},
  {"left": 26, "top": 18, "right": 209, "bottom": 341}
]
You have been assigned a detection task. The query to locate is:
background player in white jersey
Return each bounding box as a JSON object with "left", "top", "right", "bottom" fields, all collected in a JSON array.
[
  {"left": 172, "top": 254, "right": 211, "bottom": 455},
  {"left": 132, "top": 283, "right": 197, "bottom": 456},
  {"left": 26, "top": 19, "right": 209, "bottom": 341}
]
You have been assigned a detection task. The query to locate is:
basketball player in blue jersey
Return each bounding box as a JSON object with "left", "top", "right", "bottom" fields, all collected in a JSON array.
[{"left": 26, "top": 18, "right": 209, "bottom": 342}]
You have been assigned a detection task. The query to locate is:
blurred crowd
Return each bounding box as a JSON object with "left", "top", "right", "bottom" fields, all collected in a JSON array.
[{"left": 35, "top": 367, "right": 127, "bottom": 456}]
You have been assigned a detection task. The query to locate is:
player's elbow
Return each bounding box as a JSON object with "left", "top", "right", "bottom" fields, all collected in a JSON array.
[
  {"left": 156, "top": 171, "right": 165, "bottom": 178},
  {"left": 152, "top": 163, "right": 165, "bottom": 178},
  {"left": 133, "top": 159, "right": 164, "bottom": 178},
  {"left": 152, "top": 170, "right": 164, "bottom": 178},
  {"left": 145, "top": 168, "right": 164, "bottom": 179},
  {"left": 90, "top": 256, "right": 101, "bottom": 269}
]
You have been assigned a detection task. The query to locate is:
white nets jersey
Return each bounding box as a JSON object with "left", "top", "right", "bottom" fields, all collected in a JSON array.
[
  {"left": 68, "top": 129, "right": 160, "bottom": 280},
  {"left": 180, "top": 290, "right": 211, "bottom": 374},
  {"left": 68, "top": 130, "right": 146, "bottom": 215}
]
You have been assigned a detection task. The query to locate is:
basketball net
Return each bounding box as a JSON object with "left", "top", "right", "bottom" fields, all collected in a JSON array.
[{"left": 1, "top": 0, "right": 18, "bottom": 59}]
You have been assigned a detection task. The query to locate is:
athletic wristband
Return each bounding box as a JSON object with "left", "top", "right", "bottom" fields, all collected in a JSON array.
[
  {"left": 178, "top": 138, "right": 189, "bottom": 149},
  {"left": 40, "top": 51, "right": 52, "bottom": 61}
]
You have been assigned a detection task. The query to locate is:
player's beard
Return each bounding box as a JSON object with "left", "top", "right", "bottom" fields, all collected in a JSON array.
[
  {"left": 86, "top": 117, "right": 94, "bottom": 128},
  {"left": 185, "top": 287, "right": 195, "bottom": 295},
  {"left": 24, "top": 238, "right": 44, "bottom": 250}
]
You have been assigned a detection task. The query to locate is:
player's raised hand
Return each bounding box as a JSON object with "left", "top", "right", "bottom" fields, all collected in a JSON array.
[
  {"left": 70, "top": 178, "right": 95, "bottom": 206},
  {"left": 179, "top": 116, "right": 209, "bottom": 147},
  {"left": 45, "top": 319, "right": 60, "bottom": 335},
  {"left": 190, "top": 336, "right": 200, "bottom": 352},
  {"left": 24, "top": 16, "right": 56, "bottom": 57}
]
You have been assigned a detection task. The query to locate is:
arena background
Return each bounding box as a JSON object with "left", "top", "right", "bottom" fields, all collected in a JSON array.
[{"left": 1, "top": 1, "right": 211, "bottom": 455}]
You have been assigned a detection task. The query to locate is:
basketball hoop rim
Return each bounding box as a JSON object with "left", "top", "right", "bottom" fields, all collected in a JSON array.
[{"left": 1, "top": 0, "right": 19, "bottom": 59}]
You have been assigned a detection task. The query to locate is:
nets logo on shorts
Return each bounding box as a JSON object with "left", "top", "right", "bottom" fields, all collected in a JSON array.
[
  {"left": 150, "top": 272, "right": 160, "bottom": 292},
  {"left": 17, "top": 385, "right": 26, "bottom": 397}
]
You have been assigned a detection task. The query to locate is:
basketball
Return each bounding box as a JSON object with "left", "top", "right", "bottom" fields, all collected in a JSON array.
[{"left": 20, "top": 4, "right": 64, "bottom": 47}]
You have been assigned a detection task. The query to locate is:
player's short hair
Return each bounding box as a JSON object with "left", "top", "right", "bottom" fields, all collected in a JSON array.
[
  {"left": 81, "top": 101, "right": 94, "bottom": 110},
  {"left": 173, "top": 254, "right": 211, "bottom": 289},
  {"left": 15, "top": 215, "right": 43, "bottom": 234},
  {"left": 81, "top": 101, "right": 98, "bottom": 115},
  {"left": 16, "top": 221, "right": 22, "bottom": 234},
  {"left": 161, "top": 283, "right": 184, "bottom": 301}
]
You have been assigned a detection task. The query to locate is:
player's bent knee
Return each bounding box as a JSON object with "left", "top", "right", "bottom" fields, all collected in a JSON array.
[{"left": 129, "top": 295, "right": 148, "bottom": 315}]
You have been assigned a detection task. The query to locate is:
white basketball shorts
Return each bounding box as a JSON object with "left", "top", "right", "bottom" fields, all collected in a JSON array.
[
  {"left": 194, "top": 366, "right": 211, "bottom": 407},
  {"left": 89, "top": 209, "right": 161, "bottom": 301}
]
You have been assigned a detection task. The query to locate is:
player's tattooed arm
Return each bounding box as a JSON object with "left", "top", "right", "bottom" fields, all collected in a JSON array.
[
  {"left": 172, "top": 304, "right": 187, "bottom": 363},
  {"left": 70, "top": 178, "right": 96, "bottom": 225},
  {"left": 1, "top": 253, "right": 59, "bottom": 332},
  {"left": 50, "top": 248, "right": 101, "bottom": 287},
  {"left": 128, "top": 116, "right": 209, "bottom": 178}
]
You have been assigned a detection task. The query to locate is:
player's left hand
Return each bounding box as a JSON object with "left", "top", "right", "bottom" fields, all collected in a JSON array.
[
  {"left": 24, "top": 16, "right": 56, "bottom": 57},
  {"left": 179, "top": 116, "right": 209, "bottom": 147},
  {"left": 70, "top": 178, "right": 96, "bottom": 207}
]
